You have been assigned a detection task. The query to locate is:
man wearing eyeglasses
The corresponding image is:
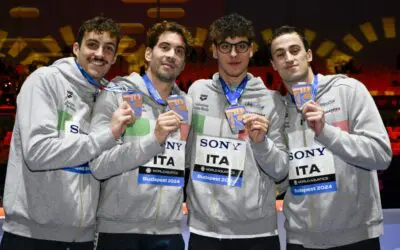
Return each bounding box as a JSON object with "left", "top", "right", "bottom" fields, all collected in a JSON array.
[{"left": 186, "top": 13, "right": 287, "bottom": 250}]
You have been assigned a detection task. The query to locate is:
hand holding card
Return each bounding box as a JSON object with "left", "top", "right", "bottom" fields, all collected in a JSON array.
[
  {"left": 167, "top": 95, "right": 188, "bottom": 123},
  {"left": 292, "top": 83, "right": 313, "bottom": 110},
  {"left": 122, "top": 92, "right": 143, "bottom": 118},
  {"left": 225, "top": 105, "right": 246, "bottom": 134}
]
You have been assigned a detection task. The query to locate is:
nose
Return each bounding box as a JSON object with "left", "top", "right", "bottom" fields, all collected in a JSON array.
[
  {"left": 164, "top": 49, "right": 178, "bottom": 64},
  {"left": 165, "top": 48, "right": 177, "bottom": 58},
  {"left": 285, "top": 51, "right": 294, "bottom": 62},
  {"left": 229, "top": 46, "right": 238, "bottom": 57},
  {"left": 94, "top": 46, "right": 105, "bottom": 57}
]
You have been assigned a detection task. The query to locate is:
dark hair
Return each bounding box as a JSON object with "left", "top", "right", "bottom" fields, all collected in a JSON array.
[
  {"left": 209, "top": 13, "right": 255, "bottom": 44},
  {"left": 76, "top": 16, "right": 121, "bottom": 48},
  {"left": 146, "top": 20, "right": 193, "bottom": 56},
  {"left": 268, "top": 25, "right": 309, "bottom": 59}
]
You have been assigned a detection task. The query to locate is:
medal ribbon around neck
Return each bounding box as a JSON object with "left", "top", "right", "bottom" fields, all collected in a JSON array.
[
  {"left": 142, "top": 74, "right": 168, "bottom": 105},
  {"left": 75, "top": 61, "right": 131, "bottom": 93},
  {"left": 219, "top": 75, "right": 248, "bottom": 106}
]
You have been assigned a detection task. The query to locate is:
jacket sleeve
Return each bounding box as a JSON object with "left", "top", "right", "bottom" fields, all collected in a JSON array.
[
  {"left": 89, "top": 90, "right": 164, "bottom": 180},
  {"left": 316, "top": 79, "right": 392, "bottom": 170},
  {"left": 20, "top": 70, "right": 116, "bottom": 171},
  {"left": 184, "top": 95, "right": 194, "bottom": 170},
  {"left": 251, "top": 93, "right": 289, "bottom": 182}
]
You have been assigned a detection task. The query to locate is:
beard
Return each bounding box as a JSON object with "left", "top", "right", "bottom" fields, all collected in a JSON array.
[
  {"left": 284, "top": 70, "right": 310, "bottom": 85},
  {"left": 152, "top": 63, "right": 182, "bottom": 83},
  {"left": 155, "top": 70, "right": 177, "bottom": 83}
]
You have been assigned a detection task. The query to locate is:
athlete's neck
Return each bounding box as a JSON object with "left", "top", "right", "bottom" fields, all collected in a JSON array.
[
  {"left": 285, "top": 68, "right": 314, "bottom": 94},
  {"left": 219, "top": 70, "right": 248, "bottom": 87},
  {"left": 146, "top": 71, "right": 174, "bottom": 101}
]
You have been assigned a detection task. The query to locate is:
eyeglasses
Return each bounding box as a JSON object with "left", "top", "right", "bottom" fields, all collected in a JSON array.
[{"left": 216, "top": 41, "right": 251, "bottom": 54}]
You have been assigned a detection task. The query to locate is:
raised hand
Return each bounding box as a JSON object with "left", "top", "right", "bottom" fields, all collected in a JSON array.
[
  {"left": 154, "top": 110, "right": 183, "bottom": 144},
  {"left": 302, "top": 100, "right": 325, "bottom": 136},
  {"left": 242, "top": 113, "right": 269, "bottom": 143},
  {"left": 110, "top": 102, "right": 135, "bottom": 139}
]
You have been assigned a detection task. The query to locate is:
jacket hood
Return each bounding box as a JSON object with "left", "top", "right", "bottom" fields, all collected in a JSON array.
[
  {"left": 283, "top": 73, "right": 348, "bottom": 107},
  {"left": 51, "top": 57, "right": 101, "bottom": 100},
  {"left": 316, "top": 73, "right": 348, "bottom": 98},
  {"left": 112, "top": 72, "right": 186, "bottom": 106}
]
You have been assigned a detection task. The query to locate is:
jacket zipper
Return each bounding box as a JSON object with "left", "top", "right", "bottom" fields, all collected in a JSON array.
[
  {"left": 152, "top": 104, "right": 166, "bottom": 233},
  {"left": 72, "top": 175, "right": 84, "bottom": 242},
  {"left": 301, "top": 117, "right": 308, "bottom": 148},
  {"left": 153, "top": 186, "right": 163, "bottom": 233},
  {"left": 209, "top": 99, "right": 228, "bottom": 232},
  {"left": 299, "top": 109, "right": 313, "bottom": 229}
]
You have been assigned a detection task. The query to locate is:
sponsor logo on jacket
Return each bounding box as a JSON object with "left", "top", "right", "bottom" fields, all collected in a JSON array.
[
  {"left": 243, "top": 101, "right": 264, "bottom": 110},
  {"left": 289, "top": 147, "right": 326, "bottom": 161},
  {"left": 200, "top": 94, "right": 208, "bottom": 101},
  {"left": 319, "top": 98, "right": 341, "bottom": 114},
  {"left": 319, "top": 99, "right": 335, "bottom": 106},
  {"left": 199, "top": 138, "right": 242, "bottom": 150},
  {"left": 324, "top": 106, "right": 341, "bottom": 114},
  {"left": 64, "top": 90, "right": 76, "bottom": 112},
  {"left": 193, "top": 103, "right": 209, "bottom": 112}
]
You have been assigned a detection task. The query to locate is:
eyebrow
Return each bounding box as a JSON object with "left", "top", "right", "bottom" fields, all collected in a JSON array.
[
  {"left": 221, "top": 40, "right": 249, "bottom": 44},
  {"left": 289, "top": 44, "right": 301, "bottom": 49},
  {"left": 105, "top": 42, "right": 117, "bottom": 48},
  {"left": 86, "top": 39, "right": 116, "bottom": 47},
  {"left": 273, "top": 44, "right": 301, "bottom": 54},
  {"left": 86, "top": 38, "right": 99, "bottom": 43},
  {"left": 159, "top": 42, "right": 185, "bottom": 49},
  {"left": 273, "top": 48, "right": 285, "bottom": 55}
]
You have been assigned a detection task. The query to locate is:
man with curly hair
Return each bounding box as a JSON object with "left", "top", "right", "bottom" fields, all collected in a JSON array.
[
  {"left": 89, "top": 20, "right": 193, "bottom": 250},
  {"left": 186, "top": 13, "right": 287, "bottom": 250},
  {"left": 0, "top": 16, "right": 132, "bottom": 250}
]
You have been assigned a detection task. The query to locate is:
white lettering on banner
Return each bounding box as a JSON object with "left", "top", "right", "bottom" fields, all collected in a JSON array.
[
  {"left": 140, "top": 176, "right": 183, "bottom": 186},
  {"left": 196, "top": 173, "right": 221, "bottom": 182},
  {"left": 192, "top": 172, "right": 243, "bottom": 187},
  {"left": 143, "top": 177, "right": 168, "bottom": 183},
  {"left": 292, "top": 182, "right": 336, "bottom": 196}
]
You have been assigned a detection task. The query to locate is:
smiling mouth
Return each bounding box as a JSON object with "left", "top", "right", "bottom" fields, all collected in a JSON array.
[
  {"left": 162, "top": 63, "right": 175, "bottom": 69},
  {"left": 90, "top": 59, "right": 107, "bottom": 67},
  {"left": 286, "top": 65, "right": 298, "bottom": 70}
]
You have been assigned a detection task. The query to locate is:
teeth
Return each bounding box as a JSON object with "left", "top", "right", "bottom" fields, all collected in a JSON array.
[{"left": 91, "top": 60, "right": 105, "bottom": 66}]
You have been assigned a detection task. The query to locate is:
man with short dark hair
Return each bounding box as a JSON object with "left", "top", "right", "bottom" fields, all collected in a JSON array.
[
  {"left": 0, "top": 16, "right": 133, "bottom": 250},
  {"left": 89, "top": 20, "right": 193, "bottom": 250},
  {"left": 269, "top": 25, "right": 392, "bottom": 250}
]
